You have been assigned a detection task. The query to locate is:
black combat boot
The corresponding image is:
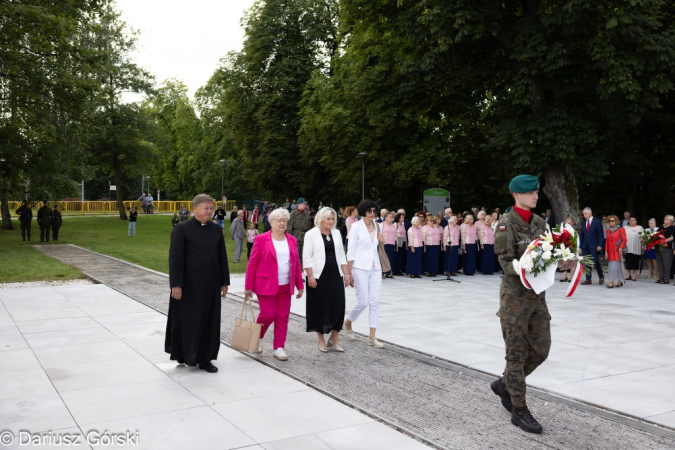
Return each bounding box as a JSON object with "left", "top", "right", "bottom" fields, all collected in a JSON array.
[
  {"left": 511, "top": 406, "right": 543, "bottom": 433},
  {"left": 490, "top": 378, "right": 513, "bottom": 412}
]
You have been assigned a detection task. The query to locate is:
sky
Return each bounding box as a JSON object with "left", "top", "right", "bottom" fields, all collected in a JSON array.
[{"left": 115, "top": 0, "right": 256, "bottom": 99}]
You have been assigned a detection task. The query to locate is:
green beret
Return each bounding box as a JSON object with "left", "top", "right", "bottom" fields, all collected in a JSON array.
[
  {"left": 297, "top": 197, "right": 306, "bottom": 204},
  {"left": 509, "top": 174, "right": 540, "bottom": 193}
]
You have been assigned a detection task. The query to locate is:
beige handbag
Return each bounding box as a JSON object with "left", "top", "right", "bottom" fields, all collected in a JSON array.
[
  {"left": 231, "top": 297, "right": 261, "bottom": 353},
  {"left": 376, "top": 225, "right": 392, "bottom": 273}
]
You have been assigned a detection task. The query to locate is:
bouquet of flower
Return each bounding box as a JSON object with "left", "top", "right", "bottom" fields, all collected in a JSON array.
[
  {"left": 513, "top": 223, "right": 595, "bottom": 297},
  {"left": 639, "top": 229, "right": 666, "bottom": 251}
]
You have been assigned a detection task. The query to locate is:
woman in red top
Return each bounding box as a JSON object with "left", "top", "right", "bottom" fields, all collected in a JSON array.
[{"left": 604, "top": 215, "right": 627, "bottom": 288}]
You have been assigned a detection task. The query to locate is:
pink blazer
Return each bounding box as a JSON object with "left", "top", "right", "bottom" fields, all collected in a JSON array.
[{"left": 245, "top": 232, "right": 304, "bottom": 296}]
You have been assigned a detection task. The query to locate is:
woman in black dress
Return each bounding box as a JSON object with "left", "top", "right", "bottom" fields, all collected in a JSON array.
[{"left": 303, "top": 208, "right": 350, "bottom": 352}]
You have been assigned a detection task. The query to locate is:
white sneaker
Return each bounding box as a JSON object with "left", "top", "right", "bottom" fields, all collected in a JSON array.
[{"left": 273, "top": 348, "right": 288, "bottom": 361}]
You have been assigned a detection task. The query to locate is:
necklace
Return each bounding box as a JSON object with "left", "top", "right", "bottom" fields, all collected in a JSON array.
[{"left": 321, "top": 229, "right": 331, "bottom": 241}]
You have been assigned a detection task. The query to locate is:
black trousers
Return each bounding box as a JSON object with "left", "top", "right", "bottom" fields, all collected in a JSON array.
[
  {"left": 247, "top": 242, "right": 253, "bottom": 259},
  {"left": 52, "top": 225, "right": 61, "bottom": 241},
  {"left": 20, "top": 222, "right": 31, "bottom": 241},
  {"left": 40, "top": 224, "right": 51, "bottom": 242}
]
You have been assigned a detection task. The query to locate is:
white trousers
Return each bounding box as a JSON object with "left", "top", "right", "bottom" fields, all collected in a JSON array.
[{"left": 348, "top": 266, "right": 382, "bottom": 328}]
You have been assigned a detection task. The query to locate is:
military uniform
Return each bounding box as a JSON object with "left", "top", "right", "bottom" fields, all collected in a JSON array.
[
  {"left": 52, "top": 207, "right": 63, "bottom": 241},
  {"left": 37, "top": 203, "right": 53, "bottom": 242},
  {"left": 288, "top": 207, "right": 311, "bottom": 257},
  {"left": 15, "top": 203, "right": 33, "bottom": 241},
  {"left": 491, "top": 174, "right": 549, "bottom": 434},
  {"left": 494, "top": 210, "right": 551, "bottom": 407}
]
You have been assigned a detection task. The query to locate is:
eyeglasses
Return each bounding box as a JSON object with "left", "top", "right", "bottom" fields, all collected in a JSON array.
[
  {"left": 367, "top": 208, "right": 377, "bottom": 214},
  {"left": 609, "top": 219, "right": 615, "bottom": 222}
]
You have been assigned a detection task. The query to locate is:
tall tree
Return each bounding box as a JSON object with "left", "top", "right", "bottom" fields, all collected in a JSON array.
[{"left": 203, "top": 0, "right": 339, "bottom": 199}]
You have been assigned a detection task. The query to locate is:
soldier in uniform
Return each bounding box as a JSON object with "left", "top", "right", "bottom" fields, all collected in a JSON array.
[
  {"left": 15, "top": 201, "right": 33, "bottom": 241},
  {"left": 491, "top": 175, "right": 573, "bottom": 434},
  {"left": 51, "top": 204, "right": 63, "bottom": 241},
  {"left": 288, "top": 197, "right": 311, "bottom": 257},
  {"left": 37, "top": 201, "right": 53, "bottom": 242}
]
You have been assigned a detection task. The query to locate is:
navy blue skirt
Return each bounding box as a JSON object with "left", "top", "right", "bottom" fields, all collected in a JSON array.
[
  {"left": 406, "top": 246, "right": 423, "bottom": 275},
  {"left": 394, "top": 245, "right": 407, "bottom": 272},
  {"left": 481, "top": 244, "right": 495, "bottom": 274},
  {"left": 424, "top": 245, "right": 440, "bottom": 274},
  {"left": 464, "top": 244, "right": 476, "bottom": 275},
  {"left": 444, "top": 245, "right": 459, "bottom": 273},
  {"left": 384, "top": 244, "right": 395, "bottom": 274}
]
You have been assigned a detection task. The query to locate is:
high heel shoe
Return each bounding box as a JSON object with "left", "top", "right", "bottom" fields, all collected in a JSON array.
[
  {"left": 607, "top": 284, "right": 614, "bottom": 289},
  {"left": 327, "top": 339, "right": 344, "bottom": 352},
  {"left": 560, "top": 278, "right": 568, "bottom": 282},
  {"left": 616, "top": 282, "right": 624, "bottom": 287},
  {"left": 318, "top": 345, "right": 328, "bottom": 353}
]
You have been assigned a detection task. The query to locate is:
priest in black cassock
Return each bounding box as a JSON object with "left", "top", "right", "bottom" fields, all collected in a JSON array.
[{"left": 165, "top": 194, "right": 230, "bottom": 373}]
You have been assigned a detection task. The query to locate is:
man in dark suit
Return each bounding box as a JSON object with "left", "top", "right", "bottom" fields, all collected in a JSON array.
[
  {"left": 375, "top": 208, "right": 388, "bottom": 223},
  {"left": 545, "top": 210, "right": 556, "bottom": 229},
  {"left": 579, "top": 207, "right": 605, "bottom": 285},
  {"left": 440, "top": 208, "right": 452, "bottom": 228}
]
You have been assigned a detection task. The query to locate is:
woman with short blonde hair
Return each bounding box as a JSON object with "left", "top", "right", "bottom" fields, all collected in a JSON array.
[{"left": 303, "top": 208, "right": 349, "bottom": 352}]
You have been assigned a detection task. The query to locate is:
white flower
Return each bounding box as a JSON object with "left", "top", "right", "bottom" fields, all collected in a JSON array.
[
  {"left": 520, "top": 255, "right": 534, "bottom": 272},
  {"left": 542, "top": 250, "right": 552, "bottom": 261},
  {"left": 530, "top": 250, "right": 539, "bottom": 259},
  {"left": 541, "top": 241, "right": 553, "bottom": 252},
  {"left": 542, "top": 233, "right": 554, "bottom": 243}
]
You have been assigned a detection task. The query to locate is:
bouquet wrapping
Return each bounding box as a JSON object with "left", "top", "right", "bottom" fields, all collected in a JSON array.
[{"left": 513, "top": 223, "right": 594, "bottom": 297}]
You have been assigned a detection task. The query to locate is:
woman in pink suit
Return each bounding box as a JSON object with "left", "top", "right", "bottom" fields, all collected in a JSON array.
[{"left": 245, "top": 208, "right": 304, "bottom": 361}]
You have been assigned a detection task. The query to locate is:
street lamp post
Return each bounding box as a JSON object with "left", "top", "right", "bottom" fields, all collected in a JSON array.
[
  {"left": 219, "top": 159, "right": 226, "bottom": 204},
  {"left": 358, "top": 152, "right": 368, "bottom": 201}
]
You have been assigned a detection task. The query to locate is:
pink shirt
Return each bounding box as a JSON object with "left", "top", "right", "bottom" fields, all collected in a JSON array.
[
  {"left": 478, "top": 224, "right": 495, "bottom": 245},
  {"left": 408, "top": 226, "right": 423, "bottom": 247},
  {"left": 346, "top": 216, "right": 356, "bottom": 234},
  {"left": 423, "top": 225, "right": 441, "bottom": 245},
  {"left": 382, "top": 222, "right": 397, "bottom": 245},
  {"left": 443, "top": 225, "right": 460, "bottom": 246},
  {"left": 396, "top": 222, "right": 407, "bottom": 240},
  {"left": 246, "top": 229, "right": 258, "bottom": 243},
  {"left": 460, "top": 223, "right": 477, "bottom": 245}
]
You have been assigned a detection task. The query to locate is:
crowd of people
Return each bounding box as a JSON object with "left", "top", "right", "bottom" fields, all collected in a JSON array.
[
  {"left": 162, "top": 184, "right": 675, "bottom": 435},
  {"left": 217, "top": 197, "right": 675, "bottom": 287}
]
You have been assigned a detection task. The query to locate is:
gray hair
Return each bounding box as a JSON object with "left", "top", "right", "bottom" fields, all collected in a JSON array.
[
  {"left": 269, "top": 208, "right": 290, "bottom": 222},
  {"left": 449, "top": 216, "right": 458, "bottom": 225},
  {"left": 314, "top": 207, "right": 336, "bottom": 228},
  {"left": 583, "top": 207, "right": 592, "bottom": 213},
  {"left": 477, "top": 210, "right": 486, "bottom": 219},
  {"left": 237, "top": 210, "right": 244, "bottom": 217},
  {"left": 193, "top": 194, "right": 215, "bottom": 209},
  {"left": 411, "top": 216, "right": 420, "bottom": 226},
  {"left": 397, "top": 209, "right": 405, "bottom": 214},
  {"left": 665, "top": 215, "right": 674, "bottom": 223},
  {"left": 649, "top": 217, "right": 657, "bottom": 224},
  {"left": 445, "top": 208, "right": 452, "bottom": 214},
  {"left": 380, "top": 208, "right": 388, "bottom": 215}
]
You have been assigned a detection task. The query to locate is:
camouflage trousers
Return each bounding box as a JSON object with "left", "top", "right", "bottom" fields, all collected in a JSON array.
[{"left": 498, "top": 295, "right": 551, "bottom": 408}]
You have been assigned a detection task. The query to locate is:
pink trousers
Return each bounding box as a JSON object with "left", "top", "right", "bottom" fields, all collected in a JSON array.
[{"left": 256, "top": 284, "right": 291, "bottom": 350}]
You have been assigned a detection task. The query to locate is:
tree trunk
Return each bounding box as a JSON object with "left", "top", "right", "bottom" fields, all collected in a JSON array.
[
  {"left": 542, "top": 165, "right": 580, "bottom": 226},
  {"left": 1, "top": 194, "right": 14, "bottom": 230},
  {"left": 113, "top": 154, "right": 127, "bottom": 220}
]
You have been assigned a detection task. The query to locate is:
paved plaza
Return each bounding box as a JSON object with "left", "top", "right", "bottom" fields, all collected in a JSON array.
[
  {"left": 227, "top": 271, "right": 675, "bottom": 429},
  {"left": 1, "top": 244, "right": 673, "bottom": 449},
  {"left": 0, "top": 284, "right": 426, "bottom": 450}
]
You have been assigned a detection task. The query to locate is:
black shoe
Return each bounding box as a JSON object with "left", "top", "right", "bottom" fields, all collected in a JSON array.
[
  {"left": 199, "top": 361, "right": 218, "bottom": 373},
  {"left": 511, "top": 406, "right": 542, "bottom": 433},
  {"left": 490, "top": 378, "right": 513, "bottom": 412}
]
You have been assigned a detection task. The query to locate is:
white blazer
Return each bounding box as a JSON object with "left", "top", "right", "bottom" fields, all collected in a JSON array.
[
  {"left": 346, "top": 220, "right": 381, "bottom": 271},
  {"left": 303, "top": 227, "right": 347, "bottom": 279}
]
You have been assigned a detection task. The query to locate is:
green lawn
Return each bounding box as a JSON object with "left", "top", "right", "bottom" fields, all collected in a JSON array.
[
  {"left": 0, "top": 224, "right": 85, "bottom": 283},
  {"left": 0, "top": 215, "right": 248, "bottom": 283}
]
